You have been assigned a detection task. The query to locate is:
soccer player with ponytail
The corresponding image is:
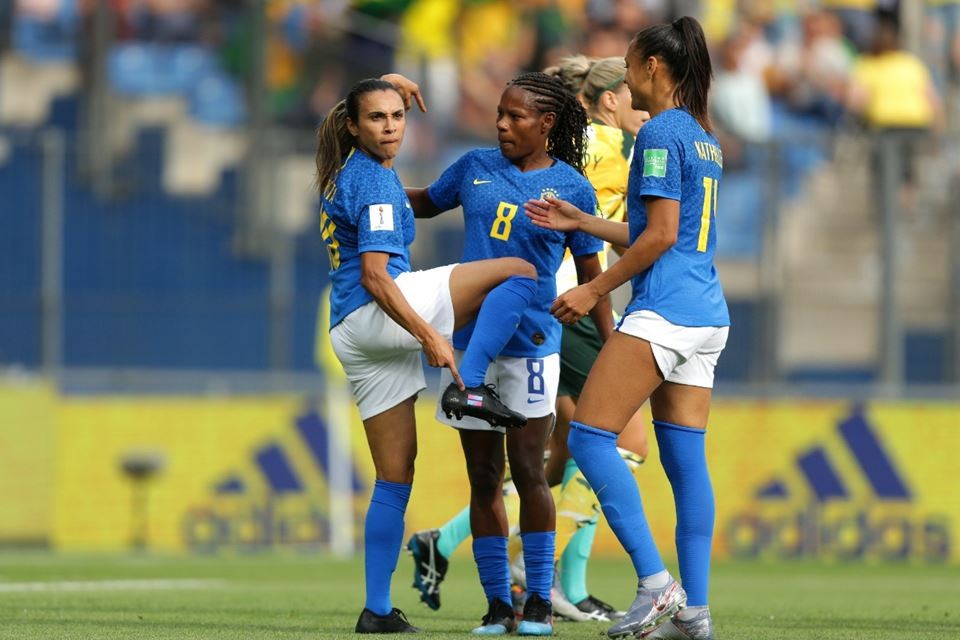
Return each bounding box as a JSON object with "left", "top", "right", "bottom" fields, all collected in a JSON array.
[
  {"left": 526, "top": 17, "right": 729, "bottom": 640},
  {"left": 406, "top": 72, "right": 606, "bottom": 636},
  {"left": 316, "top": 75, "right": 542, "bottom": 634}
]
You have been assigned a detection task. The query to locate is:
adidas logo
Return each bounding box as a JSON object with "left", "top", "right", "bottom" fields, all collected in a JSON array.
[
  {"left": 726, "top": 406, "right": 951, "bottom": 562},
  {"left": 182, "top": 411, "right": 365, "bottom": 552}
]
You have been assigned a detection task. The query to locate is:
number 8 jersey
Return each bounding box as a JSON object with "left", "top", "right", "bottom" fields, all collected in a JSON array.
[
  {"left": 625, "top": 107, "right": 730, "bottom": 327},
  {"left": 428, "top": 148, "right": 602, "bottom": 357}
]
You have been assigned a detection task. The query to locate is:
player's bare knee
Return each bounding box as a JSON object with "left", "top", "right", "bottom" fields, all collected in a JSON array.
[
  {"left": 501, "top": 257, "right": 536, "bottom": 280},
  {"left": 505, "top": 459, "right": 545, "bottom": 494},
  {"left": 377, "top": 458, "right": 415, "bottom": 484},
  {"left": 466, "top": 463, "right": 502, "bottom": 500}
]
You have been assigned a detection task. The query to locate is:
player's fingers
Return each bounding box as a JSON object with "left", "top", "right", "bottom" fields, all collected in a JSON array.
[
  {"left": 448, "top": 361, "right": 464, "bottom": 390},
  {"left": 413, "top": 90, "right": 428, "bottom": 113}
]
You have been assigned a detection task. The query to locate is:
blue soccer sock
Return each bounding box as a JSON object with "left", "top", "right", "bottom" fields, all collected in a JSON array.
[
  {"left": 568, "top": 421, "right": 665, "bottom": 580},
  {"left": 459, "top": 275, "right": 537, "bottom": 388},
  {"left": 473, "top": 536, "right": 512, "bottom": 607},
  {"left": 560, "top": 457, "right": 579, "bottom": 488},
  {"left": 520, "top": 531, "right": 555, "bottom": 601},
  {"left": 436, "top": 505, "right": 471, "bottom": 559},
  {"left": 559, "top": 518, "right": 596, "bottom": 604},
  {"left": 654, "top": 420, "right": 714, "bottom": 607},
  {"left": 363, "top": 479, "right": 412, "bottom": 615}
]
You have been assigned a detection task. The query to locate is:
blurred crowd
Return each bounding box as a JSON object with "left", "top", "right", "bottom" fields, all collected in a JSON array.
[{"left": 1, "top": 0, "right": 957, "bottom": 146}]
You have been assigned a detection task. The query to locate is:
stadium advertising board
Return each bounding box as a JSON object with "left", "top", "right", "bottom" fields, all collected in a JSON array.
[{"left": 19, "top": 389, "right": 955, "bottom": 563}]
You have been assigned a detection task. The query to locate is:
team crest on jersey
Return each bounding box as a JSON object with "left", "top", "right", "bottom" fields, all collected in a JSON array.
[{"left": 540, "top": 188, "right": 559, "bottom": 201}]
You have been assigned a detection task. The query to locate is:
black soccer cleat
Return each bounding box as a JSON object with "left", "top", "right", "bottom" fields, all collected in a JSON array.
[
  {"left": 472, "top": 598, "right": 517, "bottom": 634},
  {"left": 574, "top": 594, "right": 626, "bottom": 621},
  {"left": 440, "top": 383, "right": 527, "bottom": 429},
  {"left": 406, "top": 529, "right": 449, "bottom": 610},
  {"left": 517, "top": 593, "right": 553, "bottom": 635},
  {"left": 355, "top": 607, "right": 421, "bottom": 633}
]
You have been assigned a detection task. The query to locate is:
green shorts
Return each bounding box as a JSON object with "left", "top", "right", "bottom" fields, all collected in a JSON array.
[{"left": 557, "top": 315, "right": 604, "bottom": 398}]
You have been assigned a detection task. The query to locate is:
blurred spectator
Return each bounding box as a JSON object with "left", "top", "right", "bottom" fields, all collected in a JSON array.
[
  {"left": 343, "top": 0, "right": 411, "bottom": 84},
  {"left": 128, "top": 0, "right": 206, "bottom": 42},
  {"left": 847, "top": 14, "right": 941, "bottom": 132},
  {"left": 455, "top": 0, "right": 535, "bottom": 139},
  {"left": 820, "top": 0, "right": 878, "bottom": 52},
  {"left": 847, "top": 13, "right": 942, "bottom": 217},
  {"left": 768, "top": 8, "right": 853, "bottom": 126},
  {"left": 581, "top": 20, "right": 633, "bottom": 58},
  {"left": 712, "top": 29, "right": 773, "bottom": 149},
  {"left": 923, "top": 0, "right": 960, "bottom": 92},
  {"left": 396, "top": 0, "right": 459, "bottom": 135}
]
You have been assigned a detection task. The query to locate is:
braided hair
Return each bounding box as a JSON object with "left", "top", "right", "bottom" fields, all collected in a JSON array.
[{"left": 507, "top": 72, "right": 588, "bottom": 175}]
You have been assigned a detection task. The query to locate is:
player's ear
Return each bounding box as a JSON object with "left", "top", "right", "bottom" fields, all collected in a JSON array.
[
  {"left": 541, "top": 111, "right": 556, "bottom": 135},
  {"left": 346, "top": 117, "right": 359, "bottom": 137}
]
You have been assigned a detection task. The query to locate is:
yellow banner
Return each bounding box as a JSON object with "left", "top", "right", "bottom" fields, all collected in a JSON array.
[
  {"left": 27, "top": 391, "right": 960, "bottom": 562},
  {"left": 0, "top": 381, "right": 56, "bottom": 542}
]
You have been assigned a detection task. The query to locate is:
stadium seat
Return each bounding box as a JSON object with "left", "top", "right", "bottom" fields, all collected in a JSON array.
[
  {"left": 168, "top": 46, "right": 218, "bottom": 93},
  {"left": 187, "top": 72, "right": 247, "bottom": 128},
  {"left": 12, "top": 12, "right": 78, "bottom": 62},
  {"left": 109, "top": 44, "right": 219, "bottom": 97},
  {"left": 109, "top": 44, "right": 168, "bottom": 96}
]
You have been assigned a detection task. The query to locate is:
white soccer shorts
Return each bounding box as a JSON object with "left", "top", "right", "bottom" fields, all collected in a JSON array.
[
  {"left": 329, "top": 264, "right": 457, "bottom": 420},
  {"left": 435, "top": 350, "right": 560, "bottom": 433},
  {"left": 617, "top": 310, "right": 728, "bottom": 389}
]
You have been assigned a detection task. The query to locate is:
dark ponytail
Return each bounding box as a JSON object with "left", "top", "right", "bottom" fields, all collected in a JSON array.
[
  {"left": 508, "top": 72, "right": 588, "bottom": 175},
  {"left": 315, "top": 78, "right": 401, "bottom": 198},
  {"left": 631, "top": 16, "right": 713, "bottom": 132}
]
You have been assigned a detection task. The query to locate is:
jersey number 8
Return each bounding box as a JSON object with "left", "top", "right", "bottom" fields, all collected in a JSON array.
[{"left": 490, "top": 201, "right": 518, "bottom": 241}]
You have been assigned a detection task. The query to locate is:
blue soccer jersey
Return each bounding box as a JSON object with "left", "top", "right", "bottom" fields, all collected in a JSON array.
[
  {"left": 624, "top": 108, "right": 730, "bottom": 327},
  {"left": 428, "top": 148, "right": 603, "bottom": 357},
  {"left": 321, "top": 148, "right": 416, "bottom": 328}
]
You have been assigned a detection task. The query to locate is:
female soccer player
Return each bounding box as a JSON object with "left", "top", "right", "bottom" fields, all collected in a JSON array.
[
  {"left": 406, "top": 72, "right": 606, "bottom": 636},
  {"left": 316, "top": 76, "right": 541, "bottom": 634},
  {"left": 404, "top": 57, "right": 653, "bottom": 624},
  {"left": 546, "top": 56, "right": 652, "bottom": 621},
  {"left": 526, "top": 17, "right": 729, "bottom": 640}
]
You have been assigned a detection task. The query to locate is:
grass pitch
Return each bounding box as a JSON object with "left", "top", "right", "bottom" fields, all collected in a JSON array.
[{"left": 0, "top": 552, "right": 957, "bottom": 639}]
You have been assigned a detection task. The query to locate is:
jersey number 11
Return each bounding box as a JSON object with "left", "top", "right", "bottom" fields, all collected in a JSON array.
[{"left": 697, "top": 177, "right": 718, "bottom": 253}]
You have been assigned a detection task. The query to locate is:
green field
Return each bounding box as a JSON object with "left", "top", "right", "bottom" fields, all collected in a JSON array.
[{"left": 0, "top": 552, "right": 957, "bottom": 639}]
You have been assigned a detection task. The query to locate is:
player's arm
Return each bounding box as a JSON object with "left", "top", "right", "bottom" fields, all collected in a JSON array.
[
  {"left": 551, "top": 197, "right": 678, "bottom": 324},
  {"left": 525, "top": 196, "right": 631, "bottom": 247},
  {"left": 360, "top": 251, "right": 463, "bottom": 387},
  {"left": 405, "top": 187, "right": 445, "bottom": 219},
  {"left": 573, "top": 253, "right": 614, "bottom": 341}
]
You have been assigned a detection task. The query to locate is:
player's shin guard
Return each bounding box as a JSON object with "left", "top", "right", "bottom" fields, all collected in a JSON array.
[
  {"left": 559, "top": 518, "right": 596, "bottom": 605},
  {"left": 473, "top": 536, "right": 513, "bottom": 608},
  {"left": 567, "top": 421, "right": 665, "bottom": 580},
  {"left": 364, "top": 480, "right": 412, "bottom": 615},
  {"left": 654, "top": 420, "right": 714, "bottom": 607},
  {"left": 458, "top": 275, "right": 537, "bottom": 388},
  {"left": 561, "top": 458, "right": 579, "bottom": 488},
  {"left": 437, "top": 505, "right": 472, "bottom": 559},
  {"left": 520, "top": 531, "right": 555, "bottom": 602}
]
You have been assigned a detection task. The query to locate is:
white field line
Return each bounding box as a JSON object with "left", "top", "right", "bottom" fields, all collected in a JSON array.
[{"left": 0, "top": 578, "right": 226, "bottom": 593}]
